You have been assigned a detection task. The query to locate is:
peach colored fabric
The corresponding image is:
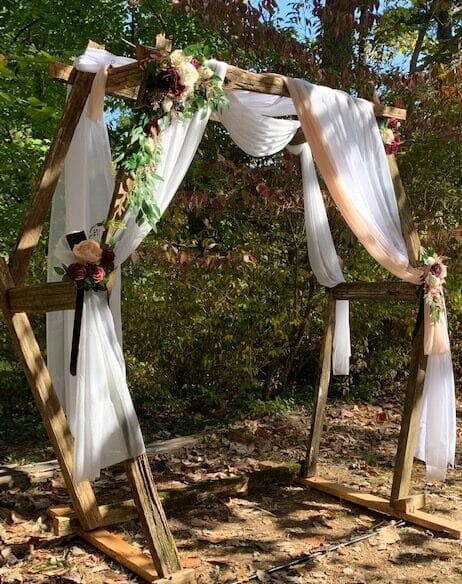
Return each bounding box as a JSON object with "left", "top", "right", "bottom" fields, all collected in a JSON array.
[
  {"left": 285, "top": 76, "right": 449, "bottom": 355},
  {"left": 88, "top": 66, "right": 109, "bottom": 121}
]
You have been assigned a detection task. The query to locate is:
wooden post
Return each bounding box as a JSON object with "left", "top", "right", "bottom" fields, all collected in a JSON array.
[
  {"left": 9, "top": 70, "right": 94, "bottom": 286},
  {"left": 125, "top": 453, "right": 182, "bottom": 577},
  {"left": 391, "top": 319, "right": 428, "bottom": 502},
  {"left": 303, "top": 292, "right": 335, "bottom": 477},
  {"left": 0, "top": 259, "right": 102, "bottom": 530}
]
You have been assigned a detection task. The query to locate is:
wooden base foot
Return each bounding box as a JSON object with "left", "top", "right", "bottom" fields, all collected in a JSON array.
[
  {"left": 392, "top": 493, "right": 426, "bottom": 514},
  {"left": 298, "top": 476, "right": 462, "bottom": 539},
  {"left": 78, "top": 528, "right": 195, "bottom": 584}
]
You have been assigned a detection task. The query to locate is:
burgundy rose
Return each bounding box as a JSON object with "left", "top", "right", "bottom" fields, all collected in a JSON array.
[
  {"left": 155, "top": 67, "right": 185, "bottom": 97},
  {"left": 190, "top": 58, "right": 200, "bottom": 69},
  {"left": 386, "top": 134, "right": 400, "bottom": 155},
  {"left": 88, "top": 265, "right": 106, "bottom": 284},
  {"left": 101, "top": 247, "right": 115, "bottom": 267},
  {"left": 388, "top": 118, "right": 399, "bottom": 131},
  {"left": 144, "top": 117, "right": 159, "bottom": 137},
  {"left": 66, "top": 263, "right": 87, "bottom": 282},
  {"left": 431, "top": 263, "right": 443, "bottom": 277}
]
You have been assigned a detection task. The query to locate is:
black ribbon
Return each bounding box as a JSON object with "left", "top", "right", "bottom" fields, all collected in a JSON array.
[{"left": 66, "top": 231, "right": 87, "bottom": 376}]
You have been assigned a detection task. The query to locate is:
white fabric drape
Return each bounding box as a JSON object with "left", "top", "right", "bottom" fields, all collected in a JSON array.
[
  {"left": 219, "top": 90, "right": 350, "bottom": 374},
  {"left": 47, "top": 49, "right": 227, "bottom": 482},
  {"left": 286, "top": 78, "right": 455, "bottom": 480}
]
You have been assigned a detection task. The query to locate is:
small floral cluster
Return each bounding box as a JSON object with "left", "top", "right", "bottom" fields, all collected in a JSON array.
[
  {"left": 421, "top": 247, "right": 447, "bottom": 324},
  {"left": 379, "top": 118, "right": 400, "bottom": 155},
  {"left": 116, "top": 36, "right": 228, "bottom": 230},
  {"left": 55, "top": 239, "right": 115, "bottom": 292}
]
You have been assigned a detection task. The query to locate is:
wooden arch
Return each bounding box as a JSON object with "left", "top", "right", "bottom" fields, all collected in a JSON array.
[{"left": 0, "top": 41, "right": 460, "bottom": 584}]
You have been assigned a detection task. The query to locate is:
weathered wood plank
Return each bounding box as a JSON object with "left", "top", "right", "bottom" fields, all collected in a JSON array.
[
  {"left": 78, "top": 528, "right": 196, "bottom": 584},
  {"left": 50, "top": 60, "right": 407, "bottom": 121},
  {"left": 303, "top": 292, "right": 335, "bottom": 477},
  {"left": 299, "top": 476, "right": 462, "bottom": 539},
  {"left": 126, "top": 453, "right": 182, "bottom": 577},
  {"left": 8, "top": 281, "right": 76, "bottom": 313},
  {"left": 9, "top": 72, "right": 94, "bottom": 286},
  {"left": 330, "top": 282, "right": 419, "bottom": 301},
  {"left": 0, "top": 259, "right": 102, "bottom": 530},
  {"left": 391, "top": 319, "right": 428, "bottom": 502},
  {"left": 49, "top": 461, "right": 300, "bottom": 536},
  {"left": 387, "top": 155, "right": 421, "bottom": 266}
]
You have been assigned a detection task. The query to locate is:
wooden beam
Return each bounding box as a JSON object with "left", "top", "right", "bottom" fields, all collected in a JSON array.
[
  {"left": 391, "top": 319, "right": 428, "bottom": 502},
  {"left": 299, "top": 476, "right": 462, "bottom": 539},
  {"left": 77, "top": 528, "right": 195, "bottom": 584},
  {"left": 126, "top": 453, "right": 182, "bottom": 577},
  {"left": 387, "top": 155, "right": 420, "bottom": 266},
  {"left": 0, "top": 259, "right": 102, "bottom": 530},
  {"left": 303, "top": 292, "right": 335, "bottom": 477},
  {"left": 8, "top": 281, "right": 76, "bottom": 313},
  {"left": 50, "top": 60, "right": 407, "bottom": 121},
  {"left": 392, "top": 493, "right": 426, "bottom": 514},
  {"left": 330, "top": 282, "right": 419, "bottom": 301},
  {"left": 49, "top": 461, "right": 300, "bottom": 536},
  {"left": 9, "top": 71, "right": 94, "bottom": 286}
]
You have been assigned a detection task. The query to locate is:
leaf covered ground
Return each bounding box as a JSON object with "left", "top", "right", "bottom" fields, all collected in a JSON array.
[{"left": 1, "top": 383, "right": 462, "bottom": 584}]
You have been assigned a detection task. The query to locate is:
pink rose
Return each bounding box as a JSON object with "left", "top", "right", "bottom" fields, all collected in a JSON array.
[
  {"left": 66, "top": 263, "right": 87, "bottom": 282},
  {"left": 101, "top": 247, "right": 115, "bottom": 267},
  {"left": 191, "top": 58, "right": 200, "bottom": 69},
  {"left": 73, "top": 239, "right": 102, "bottom": 264},
  {"left": 88, "top": 265, "right": 106, "bottom": 284}
]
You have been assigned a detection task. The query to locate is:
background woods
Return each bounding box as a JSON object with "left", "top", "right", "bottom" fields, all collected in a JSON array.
[{"left": 0, "top": 0, "right": 461, "bottom": 441}]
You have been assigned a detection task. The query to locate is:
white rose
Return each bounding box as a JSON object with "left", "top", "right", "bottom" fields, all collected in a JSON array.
[
  {"left": 425, "top": 256, "right": 436, "bottom": 265},
  {"left": 169, "top": 49, "right": 187, "bottom": 68},
  {"left": 380, "top": 128, "right": 395, "bottom": 145},
  {"left": 199, "top": 66, "right": 214, "bottom": 80},
  {"left": 162, "top": 97, "right": 173, "bottom": 112},
  {"left": 426, "top": 273, "right": 440, "bottom": 287},
  {"left": 178, "top": 62, "right": 199, "bottom": 89}
]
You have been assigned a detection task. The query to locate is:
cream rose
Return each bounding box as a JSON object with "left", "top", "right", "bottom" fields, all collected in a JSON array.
[
  {"left": 170, "top": 49, "right": 187, "bottom": 68},
  {"left": 426, "top": 273, "right": 440, "bottom": 287},
  {"left": 199, "top": 66, "right": 214, "bottom": 80},
  {"left": 380, "top": 128, "right": 395, "bottom": 145},
  {"left": 178, "top": 62, "right": 199, "bottom": 89},
  {"left": 73, "top": 239, "right": 102, "bottom": 264},
  {"left": 162, "top": 97, "right": 174, "bottom": 112}
]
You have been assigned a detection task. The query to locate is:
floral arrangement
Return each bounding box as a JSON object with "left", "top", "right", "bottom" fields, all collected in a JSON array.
[
  {"left": 379, "top": 118, "right": 400, "bottom": 155},
  {"left": 116, "top": 35, "right": 228, "bottom": 229},
  {"left": 421, "top": 247, "right": 448, "bottom": 324},
  {"left": 55, "top": 239, "right": 115, "bottom": 292}
]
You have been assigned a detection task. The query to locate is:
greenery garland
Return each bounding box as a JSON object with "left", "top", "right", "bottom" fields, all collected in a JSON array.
[{"left": 115, "top": 37, "right": 229, "bottom": 230}]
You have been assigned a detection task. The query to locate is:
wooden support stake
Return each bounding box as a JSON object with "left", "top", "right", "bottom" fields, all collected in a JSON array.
[
  {"left": 303, "top": 292, "right": 335, "bottom": 478},
  {"left": 298, "top": 477, "right": 462, "bottom": 539},
  {"left": 9, "top": 70, "right": 94, "bottom": 286},
  {"left": 126, "top": 453, "right": 182, "bottom": 578},
  {"left": 391, "top": 319, "right": 428, "bottom": 502},
  {"left": 0, "top": 259, "right": 101, "bottom": 530}
]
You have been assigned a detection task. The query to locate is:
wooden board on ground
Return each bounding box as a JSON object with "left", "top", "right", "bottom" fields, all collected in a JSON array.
[{"left": 298, "top": 476, "right": 462, "bottom": 539}]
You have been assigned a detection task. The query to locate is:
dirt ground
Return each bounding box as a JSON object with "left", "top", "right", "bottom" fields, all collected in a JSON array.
[{"left": 1, "top": 383, "right": 462, "bottom": 583}]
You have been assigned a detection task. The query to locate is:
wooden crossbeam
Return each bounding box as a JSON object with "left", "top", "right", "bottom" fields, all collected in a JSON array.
[
  {"left": 8, "top": 281, "right": 76, "bottom": 313},
  {"left": 299, "top": 477, "right": 462, "bottom": 539},
  {"left": 330, "top": 282, "right": 419, "bottom": 301},
  {"left": 50, "top": 60, "right": 407, "bottom": 121}
]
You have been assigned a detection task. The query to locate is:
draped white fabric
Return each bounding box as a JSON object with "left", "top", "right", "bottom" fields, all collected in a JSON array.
[
  {"left": 219, "top": 90, "right": 350, "bottom": 374},
  {"left": 47, "top": 50, "right": 227, "bottom": 482},
  {"left": 286, "top": 78, "right": 455, "bottom": 479}
]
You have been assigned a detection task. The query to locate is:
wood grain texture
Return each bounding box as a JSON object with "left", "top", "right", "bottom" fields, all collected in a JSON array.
[
  {"left": 9, "top": 72, "right": 94, "bottom": 285},
  {"left": 78, "top": 529, "right": 196, "bottom": 583},
  {"left": 8, "top": 281, "right": 76, "bottom": 313},
  {"left": 0, "top": 259, "right": 101, "bottom": 530},
  {"left": 126, "top": 453, "right": 182, "bottom": 577},
  {"left": 50, "top": 59, "right": 406, "bottom": 120},
  {"left": 387, "top": 155, "right": 421, "bottom": 266},
  {"left": 298, "top": 476, "right": 462, "bottom": 539},
  {"left": 391, "top": 319, "right": 428, "bottom": 502},
  {"left": 330, "top": 282, "right": 419, "bottom": 301},
  {"left": 303, "top": 292, "right": 335, "bottom": 477}
]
